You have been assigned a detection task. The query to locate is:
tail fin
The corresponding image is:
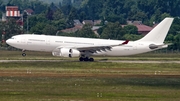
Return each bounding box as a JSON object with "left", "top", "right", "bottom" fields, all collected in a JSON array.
[{"left": 137, "top": 18, "right": 174, "bottom": 44}]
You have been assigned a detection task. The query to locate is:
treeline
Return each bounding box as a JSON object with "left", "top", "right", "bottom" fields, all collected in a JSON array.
[{"left": 0, "top": 0, "right": 180, "bottom": 50}]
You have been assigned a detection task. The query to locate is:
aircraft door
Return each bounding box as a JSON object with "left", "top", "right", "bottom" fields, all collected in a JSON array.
[
  {"left": 46, "top": 38, "right": 50, "bottom": 45},
  {"left": 133, "top": 43, "right": 137, "bottom": 50}
]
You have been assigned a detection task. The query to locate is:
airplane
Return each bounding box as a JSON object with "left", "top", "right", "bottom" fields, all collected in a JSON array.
[{"left": 6, "top": 18, "right": 174, "bottom": 61}]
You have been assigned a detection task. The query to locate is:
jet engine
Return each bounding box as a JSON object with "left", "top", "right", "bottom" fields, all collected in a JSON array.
[{"left": 52, "top": 48, "right": 80, "bottom": 58}]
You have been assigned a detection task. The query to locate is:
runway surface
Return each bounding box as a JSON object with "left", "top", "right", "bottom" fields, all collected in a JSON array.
[{"left": 0, "top": 60, "right": 180, "bottom": 63}]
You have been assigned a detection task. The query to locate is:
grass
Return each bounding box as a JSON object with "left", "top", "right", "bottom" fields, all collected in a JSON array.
[
  {"left": 1, "top": 77, "right": 180, "bottom": 101},
  {"left": 0, "top": 61, "right": 180, "bottom": 101},
  {"left": 0, "top": 50, "right": 180, "bottom": 100}
]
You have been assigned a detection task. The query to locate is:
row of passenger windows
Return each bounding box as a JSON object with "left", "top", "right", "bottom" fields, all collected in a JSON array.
[
  {"left": 28, "top": 39, "right": 94, "bottom": 45},
  {"left": 64, "top": 41, "right": 94, "bottom": 45},
  {"left": 28, "top": 39, "right": 45, "bottom": 42}
]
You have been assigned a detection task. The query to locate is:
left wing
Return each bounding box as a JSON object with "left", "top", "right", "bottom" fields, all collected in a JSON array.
[
  {"left": 75, "top": 40, "right": 129, "bottom": 53},
  {"left": 52, "top": 40, "right": 129, "bottom": 56}
]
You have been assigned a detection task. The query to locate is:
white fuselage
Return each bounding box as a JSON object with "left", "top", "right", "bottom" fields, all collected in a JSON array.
[{"left": 6, "top": 34, "right": 166, "bottom": 56}]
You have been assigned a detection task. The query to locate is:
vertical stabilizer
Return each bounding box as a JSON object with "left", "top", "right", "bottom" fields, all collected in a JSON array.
[{"left": 137, "top": 18, "right": 174, "bottom": 44}]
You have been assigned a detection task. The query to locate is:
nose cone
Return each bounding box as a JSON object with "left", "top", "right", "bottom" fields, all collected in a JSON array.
[
  {"left": 6, "top": 39, "right": 13, "bottom": 45},
  {"left": 6, "top": 39, "right": 10, "bottom": 44}
]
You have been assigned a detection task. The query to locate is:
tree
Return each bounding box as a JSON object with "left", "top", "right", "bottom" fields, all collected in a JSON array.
[
  {"left": 76, "top": 24, "right": 97, "bottom": 38},
  {"left": 160, "top": 13, "right": 171, "bottom": 21},
  {"left": 24, "top": 13, "right": 49, "bottom": 34},
  {"left": 46, "top": 7, "right": 54, "bottom": 20},
  {"left": 172, "top": 0, "right": 180, "bottom": 16},
  {"left": 123, "top": 34, "right": 143, "bottom": 41},
  {"left": 62, "top": 0, "right": 72, "bottom": 6},
  {"left": 173, "top": 33, "right": 180, "bottom": 50},
  {"left": 101, "top": 0, "right": 125, "bottom": 18},
  {"left": 166, "top": 34, "right": 174, "bottom": 43},
  {"left": 0, "top": 21, "right": 6, "bottom": 40},
  {"left": 0, "top": 18, "right": 22, "bottom": 40},
  {"left": 66, "top": 7, "right": 77, "bottom": 28},
  {"left": 79, "top": 11, "right": 86, "bottom": 22},
  {"left": 52, "top": 19, "right": 66, "bottom": 30},
  {"left": 45, "top": 7, "right": 66, "bottom": 30},
  {"left": 123, "top": 25, "right": 138, "bottom": 34},
  {"left": 83, "top": 0, "right": 103, "bottom": 20},
  {"left": 0, "top": 0, "right": 4, "bottom": 12},
  {"left": 46, "top": 2, "right": 58, "bottom": 21},
  {"left": 53, "top": 9, "right": 64, "bottom": 20},
  {"left": 30, "top": 1, "right": 48, "bottom": 14},
  {"left": 100, "top": 22, "right": 125, "bottom": 40},
  {"left": 30, "top": 22, "right": 46, "bottom": 34},
  {"left": 169, "top": 18, "right": 180, "bottom": 35},
  {"left": 42, "top": 24, "right": 57, "bottom": 35},
  {"left": 60, "top": 4, "right": 73, "bottom": 16},
  {"left": 150, "top": 8, "right": 163, "bottom": 23},
  {"left": 106, "top": 15, "right": 126, "bottom": 24},
  {"left": 131, "top": 11, "right": 148, "bottom": 21}
]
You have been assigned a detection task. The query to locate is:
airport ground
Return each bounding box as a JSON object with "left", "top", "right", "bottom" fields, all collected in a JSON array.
[{"left": 0, "top": 50, "right": 180, "bottom": 101}]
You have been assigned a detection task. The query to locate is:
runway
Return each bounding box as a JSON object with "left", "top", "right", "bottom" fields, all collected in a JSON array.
[
  {"left": 0, "top": 60, "right": 180, "bottom": 63},
  {"left": 106, "top": 60, "right": 180, "bottom": 63}
]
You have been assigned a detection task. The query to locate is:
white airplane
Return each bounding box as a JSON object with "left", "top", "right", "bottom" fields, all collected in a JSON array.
[{"left": 6, "top": 18, "right": 174, "bottom": 61}]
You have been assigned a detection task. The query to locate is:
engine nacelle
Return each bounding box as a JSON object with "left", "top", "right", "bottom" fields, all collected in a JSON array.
[{"left": 52, "top": 48, "right": 80, "bottom": 58}]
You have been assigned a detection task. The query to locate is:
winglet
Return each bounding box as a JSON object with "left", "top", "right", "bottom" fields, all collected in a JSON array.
[{"left": 122, "top": 40, "right": 129, "bottom": 44}]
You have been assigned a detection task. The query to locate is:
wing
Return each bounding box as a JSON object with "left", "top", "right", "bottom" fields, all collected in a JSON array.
[
  {"left": 75, "top": 40, "right": 129, "bottom": 53},
  {"left": 52, "top": 40, "right": 129, "bottom": 56}
]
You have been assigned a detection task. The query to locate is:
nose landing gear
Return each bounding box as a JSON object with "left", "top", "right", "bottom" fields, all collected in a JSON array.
[
  {"left": 22, "top": 50, "right": 26, "bottom": 57},
  {"left": 22, "top": 53, "right": 26, "bottom": 57}
]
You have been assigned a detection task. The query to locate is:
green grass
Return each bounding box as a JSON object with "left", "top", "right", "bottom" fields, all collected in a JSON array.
[
  {"left": 0, "top": 50, "right": 180, "bottom": 100},
  {"left": 0, "top": 61, "right": 180, "bottom": 101},
  {"left": 0, "top": 77, "right": 180, "bottom": 101}
]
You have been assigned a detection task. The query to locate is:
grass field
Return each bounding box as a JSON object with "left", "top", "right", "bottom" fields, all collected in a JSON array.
[{"left": 0, "top": 50, "right": 180, "bottom": 101}]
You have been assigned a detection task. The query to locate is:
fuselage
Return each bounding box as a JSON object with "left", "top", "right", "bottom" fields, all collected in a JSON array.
[{"left": 6, "top": 34, "right": 166, "bottom": 56}]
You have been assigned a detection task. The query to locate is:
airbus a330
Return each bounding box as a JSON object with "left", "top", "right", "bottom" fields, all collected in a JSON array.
[{"left": 6, "top": 18, "right": 174, "bottom": 61}]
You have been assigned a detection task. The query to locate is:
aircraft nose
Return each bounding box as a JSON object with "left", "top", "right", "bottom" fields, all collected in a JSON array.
[
  {"left": 6, "top": 39, "right": 10, "bottom": 44},
  {"left": 6, "top": 39, "right": 13, "bottom": 45}
]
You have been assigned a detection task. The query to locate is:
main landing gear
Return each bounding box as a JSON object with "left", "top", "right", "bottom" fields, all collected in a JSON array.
[{"left": 79, "top": 57, "right": 94, "bottom": 62}]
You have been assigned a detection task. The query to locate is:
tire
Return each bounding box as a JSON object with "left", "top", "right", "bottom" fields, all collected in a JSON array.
[
  {"left": 84, "top": 57, "right": 89, "bottom": 61},
  {"left": 89, "top": 58, "right": 94, "bottom": 62},
  {"left": 79, "top": 57, "right": 84, "bottom": 61},
  {"left": 22, "top": 53, "right": 26, "bottom": 57}
]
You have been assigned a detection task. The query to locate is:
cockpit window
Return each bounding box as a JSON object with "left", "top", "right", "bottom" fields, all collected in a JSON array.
[{"left": 10, "top": 37, "right": 15, "bottom": 39}]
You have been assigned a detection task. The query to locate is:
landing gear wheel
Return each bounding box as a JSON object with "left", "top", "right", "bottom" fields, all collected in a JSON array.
[
  {"left": 79, "top": 57, "right": 94, "bottom": 62},
  {"left": 89, "top": 58, "right": 94, "bottom": 62},
  {"left": 22, "top": 53, "right": 26, "bottom": 57},
  {"left": 79, "top": 57, "right": 84, "bottom": 61},
  {"left": 84, "top": 57, "right": 89, "bottom": 61}
]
